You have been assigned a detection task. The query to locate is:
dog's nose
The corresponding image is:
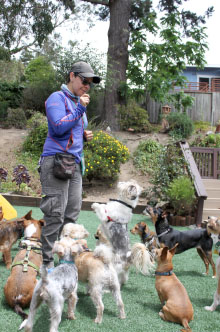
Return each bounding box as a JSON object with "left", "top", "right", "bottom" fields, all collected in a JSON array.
[{"left": 94, "top": 234, "right": 99, "bottom": 239}]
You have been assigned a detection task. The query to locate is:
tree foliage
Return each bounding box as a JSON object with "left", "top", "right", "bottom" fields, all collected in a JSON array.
[{"left": 0, "top": 0, "right": 76, "bottom": 55}]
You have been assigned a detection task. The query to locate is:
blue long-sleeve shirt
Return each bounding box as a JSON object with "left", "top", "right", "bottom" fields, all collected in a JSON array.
[{"left": 42, "top": 91, "right": 86, "bottom": 163}]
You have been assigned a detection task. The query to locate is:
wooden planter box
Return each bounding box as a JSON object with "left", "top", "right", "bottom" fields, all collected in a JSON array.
[{"left": 168, "top": 215, "right": 195, "bottom": 226}]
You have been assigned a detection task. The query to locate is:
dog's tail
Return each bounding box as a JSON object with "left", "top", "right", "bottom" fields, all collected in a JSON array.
[
  {"left": 180, "top": 318, "right": 192, "bottom": 332},
  {"left": 14, "top": 304, "right": 28, "bottom": 320},
  {"left": 94, "top": 244, "right": 113, "bottom": 264},
  {"left": 131, "top": 243, "right": 155, "bottom": 276}
]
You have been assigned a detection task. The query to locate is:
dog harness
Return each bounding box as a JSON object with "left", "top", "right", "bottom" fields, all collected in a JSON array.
[
  {"left": 11, "top": 238, "right": 42, "bottom": 275},
  {"left": 155, "top": 270, "right": 173, "bottom": 276},
  {"left": 59, "top": 259, "right": 75, "bottom": 264},
  {"left": 157, "top": 229, "right": 170, "bottom": 238}
]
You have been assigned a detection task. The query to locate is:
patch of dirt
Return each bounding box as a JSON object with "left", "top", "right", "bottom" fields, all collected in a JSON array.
[{"left": 0, "top": 128, "right": 169, "bottom": 204}]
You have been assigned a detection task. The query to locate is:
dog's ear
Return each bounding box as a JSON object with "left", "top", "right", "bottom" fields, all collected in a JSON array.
[
  {"left": 161, "top": 247, "right": 169, "bottom": 260},
  {"left": 71, "top": 243, "right": 83, "bottom": 255},
  {"left": 53, "top": 241, "right": 64, "bottom": 256},
  {"left": 39, "top": 219, "right": 45, "bottom": 227},
  {"left": 169, "top": 243, "right": 179, "bottom": 256},
  {"left": 22, "top": 210, "right": 33, "bottom": 220}
]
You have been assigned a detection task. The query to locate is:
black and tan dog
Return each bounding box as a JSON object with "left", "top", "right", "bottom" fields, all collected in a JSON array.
[
  {"left": 144, "top": 205, "right": 216, "bottom": 277},
  {"left": 130, "top": 221, "right": 160, "bottom": 252}
]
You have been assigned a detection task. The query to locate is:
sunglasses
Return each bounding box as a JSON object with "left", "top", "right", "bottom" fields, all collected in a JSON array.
[{"left": 77, "top": 73, "right": 93, "bottom": 87}]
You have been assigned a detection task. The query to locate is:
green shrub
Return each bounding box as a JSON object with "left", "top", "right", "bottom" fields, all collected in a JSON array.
[
  {"left": 148, "top": 142, "right": 189, "bottom": 202},
  {"left": 23, "top": 118, "right": 48, "bottom": 156},
  {"left": 84, "top": 131, "right": 130, "bottom": 181},
  {"left": 167, "top": 175, "right": 196, "bottom": 216},
  {"left": 167, "top": 112, "right": 194, "bottom": 139},
  {"left": 133, "top": 139, "right": 162, "bottom": 174},
  {"left": 193, "top": 121, "right": 214, "bottom": 133},
  {"left": 118, "top": 100, "right": 153, "bottom": 133},
  {"left": 191, "top": 133, "right": 220, "bottom": 148},
  {"left": 7, "top": 107, "right": 27, "bottom": 129}
]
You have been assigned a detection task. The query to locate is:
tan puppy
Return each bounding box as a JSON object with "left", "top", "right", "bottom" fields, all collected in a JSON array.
[
  {"left": 75, "top": 244, "right": 125, "bottom": 324},
  {"left": 4, "top": 213, "right": 44, "bottom": 319},
  {"left": 94, "top": 224, "right": 111, "bottom": 247},
  {"left": 155, "top": 244, "right": 193, "bottom": 332}
]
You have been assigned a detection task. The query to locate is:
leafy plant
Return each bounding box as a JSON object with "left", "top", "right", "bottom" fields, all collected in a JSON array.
[
  {"left": 0, "top": 167, "right": 8, "bottom": 190},
  {"left": 148, "top": 141, "right": 189, "bottom": 202},
  {"left": 118, "top": 100, "right": 153, "bottom": 133},
  {"left": 191, "top": 133, "right": 220, "bottom": 148},
  {"left": 84, "top": 131, "right": 130, "bottom": 181},
  {"left": 22, "top": 118, "right": 48, "bottom": 156},
  {"left": 133, "top": 139, "right": 162, "bottom": 174},
  {"left": 167, "top": 175, "right": 196, "bottom": 216},
  {"left": 7, "top": 107, "right": 27, "bottom": 129},
  {"left": 12, "top": 164, "right": 31, "bottom": 191},
  {"left": 166, "top": 112, "right": 194, "bottom": 139}
]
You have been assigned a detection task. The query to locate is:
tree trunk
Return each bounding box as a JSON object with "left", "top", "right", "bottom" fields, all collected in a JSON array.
[{"left": 103, "top": 0, "right": 132, "bottom": 130}]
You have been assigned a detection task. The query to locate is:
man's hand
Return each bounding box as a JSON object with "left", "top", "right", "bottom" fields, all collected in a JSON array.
[
  {"left": 80, "top": 94, "right": 90, "bottom": 107},
  {"left": 84, "top": 130, "right": 93, "bottom": 141}
]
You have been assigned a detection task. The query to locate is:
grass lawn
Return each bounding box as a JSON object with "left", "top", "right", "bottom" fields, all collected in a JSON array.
[{"left": 1, "top": 206, "right": 219, "bottom": 332}]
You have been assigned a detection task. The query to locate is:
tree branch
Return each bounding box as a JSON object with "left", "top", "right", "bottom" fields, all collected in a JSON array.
[{"left": 80, "top": 0, "right": 109, "bottom": 6}]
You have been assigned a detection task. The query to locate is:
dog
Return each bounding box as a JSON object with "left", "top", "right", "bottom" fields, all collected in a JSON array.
[
  {"left": 91, "top": 180, "right": 143, "bottom": 286},
  {"left": 130, "top": 221, "right": 160, "bottom": 252},
  {"left": 60, "top": 222, "right": 89, "bottom": 240},
  {"left": 75, "top": 243, "right": 126, "bottom": 324},
  {"left": 60, "top": 223, "right": 126, "bottom": 323},
  {"left": 144, "top": 205, "right": 216, "bottom": 277},
  {"left": 154, "top": 244, "right": 193, "bottom": 332},
  {"left": 19, "top": 237, "right": 83, "bottom": 332},
  {"left": 0, "top": 211, "right": 27, "bottom": 269},
  {"left": 4, "top": 212, "right": 45, "bottom": 319},
  {"left": 204, "top": 216, "right": 220, "bottom": 312}
]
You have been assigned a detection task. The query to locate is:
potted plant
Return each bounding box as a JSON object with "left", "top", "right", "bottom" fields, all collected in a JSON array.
[{"left": 166, "top": 175, "right": 197, "bottom": 226}]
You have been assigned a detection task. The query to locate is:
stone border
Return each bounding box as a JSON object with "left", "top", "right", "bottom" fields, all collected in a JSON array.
[{"left": 1, "top": 193, "right": 146, "bottom": 215}]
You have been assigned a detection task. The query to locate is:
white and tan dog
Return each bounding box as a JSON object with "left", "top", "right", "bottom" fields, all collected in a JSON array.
[{"left": 91, "top": 180, "right": 143, "bottom": 286}]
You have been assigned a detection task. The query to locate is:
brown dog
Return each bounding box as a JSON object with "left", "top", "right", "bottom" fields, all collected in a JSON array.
[
  {"left": 0, "top": 210, "right": 28, "bottom": 269},
  {"left": 155, "top": 244, "right": 193, "bottom": 332},
  {"left": 4, "top": 212, "right": 44, "bottom": 319},
  {"left": 130, "top": 221, "right": 159, "bottom": 251},
  {"left": 205, "top": 216, "right": 220, "bottom": 312}
]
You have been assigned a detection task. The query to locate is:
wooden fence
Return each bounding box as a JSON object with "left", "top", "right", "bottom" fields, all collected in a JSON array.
[{"left": 190, "top": 147, "right": 220, "bottom": 179}]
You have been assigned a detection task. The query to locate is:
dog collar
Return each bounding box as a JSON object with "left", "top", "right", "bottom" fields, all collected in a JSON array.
[
  {"left": 157, "top": 229, "right": 170, "bottom": 238},
  {"left": 143, "top": 232, "right": 151, "bottom": 240},
  {"left": 155, "top": 270, "right": 173, "bottom": 276},
  {"left": 59, "top": 259, "right": 75, "bottom": 265},
  {"left": 109, "top": 199, "right": 133, "bottom": 210}
]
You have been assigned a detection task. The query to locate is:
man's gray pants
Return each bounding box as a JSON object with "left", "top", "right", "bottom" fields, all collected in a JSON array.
[{"left": 39, "top": 156, "right": 82, "bottom": 266}]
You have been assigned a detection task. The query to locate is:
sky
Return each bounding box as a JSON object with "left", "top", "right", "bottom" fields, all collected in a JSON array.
[{"left": 58, "top": 0, "right": 220, "bottom": 66}]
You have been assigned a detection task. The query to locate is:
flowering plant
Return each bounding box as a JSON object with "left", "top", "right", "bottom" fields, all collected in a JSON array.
[{"left": 84, "top": 131, "right": 130, "bottom": 181}]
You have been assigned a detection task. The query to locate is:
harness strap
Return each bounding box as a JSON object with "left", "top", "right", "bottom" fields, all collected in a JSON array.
[
  {"left": 157, "top": 229, "right": 170, "bottom": 238},
  {"left": 11, "top": 244, "right": 41, "bottom": 274},
  {"left": 59, "top": 259, "right": 75, "bottom": 265}
]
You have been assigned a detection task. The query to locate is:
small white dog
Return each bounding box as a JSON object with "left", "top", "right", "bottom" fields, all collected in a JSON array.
[
  {"left": 19, "top": 237, "right": 83, "bottom": 332},
  {"left": 91, "top": 180, "right": 143, "bottom": 286}
]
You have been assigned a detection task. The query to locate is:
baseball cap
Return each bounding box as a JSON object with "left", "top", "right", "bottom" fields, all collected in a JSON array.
[{"left": 70, "top": 61, "right": 101, "bottom": 84}]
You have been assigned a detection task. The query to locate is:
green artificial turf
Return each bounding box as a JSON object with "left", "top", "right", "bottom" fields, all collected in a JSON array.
[{"left": 0, "top": 206, "right": 219, "bottom": 332}]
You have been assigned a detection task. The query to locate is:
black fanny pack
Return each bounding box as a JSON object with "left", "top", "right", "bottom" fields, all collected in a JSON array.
[{"left": 53, "top": 153, "right": 76, "bottom": 180}]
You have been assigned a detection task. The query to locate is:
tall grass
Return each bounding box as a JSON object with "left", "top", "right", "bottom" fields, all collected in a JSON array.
[{"left": 0, "top": 206, "right": 219, "bottom": 332}]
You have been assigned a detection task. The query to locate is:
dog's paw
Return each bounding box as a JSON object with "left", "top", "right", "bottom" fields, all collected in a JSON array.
[
  {"left": 204, "top": 305, "right": 215, "bottom": 311},
  {"left": 68, "top": 313, "right": 76, "bottom": 320}
]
